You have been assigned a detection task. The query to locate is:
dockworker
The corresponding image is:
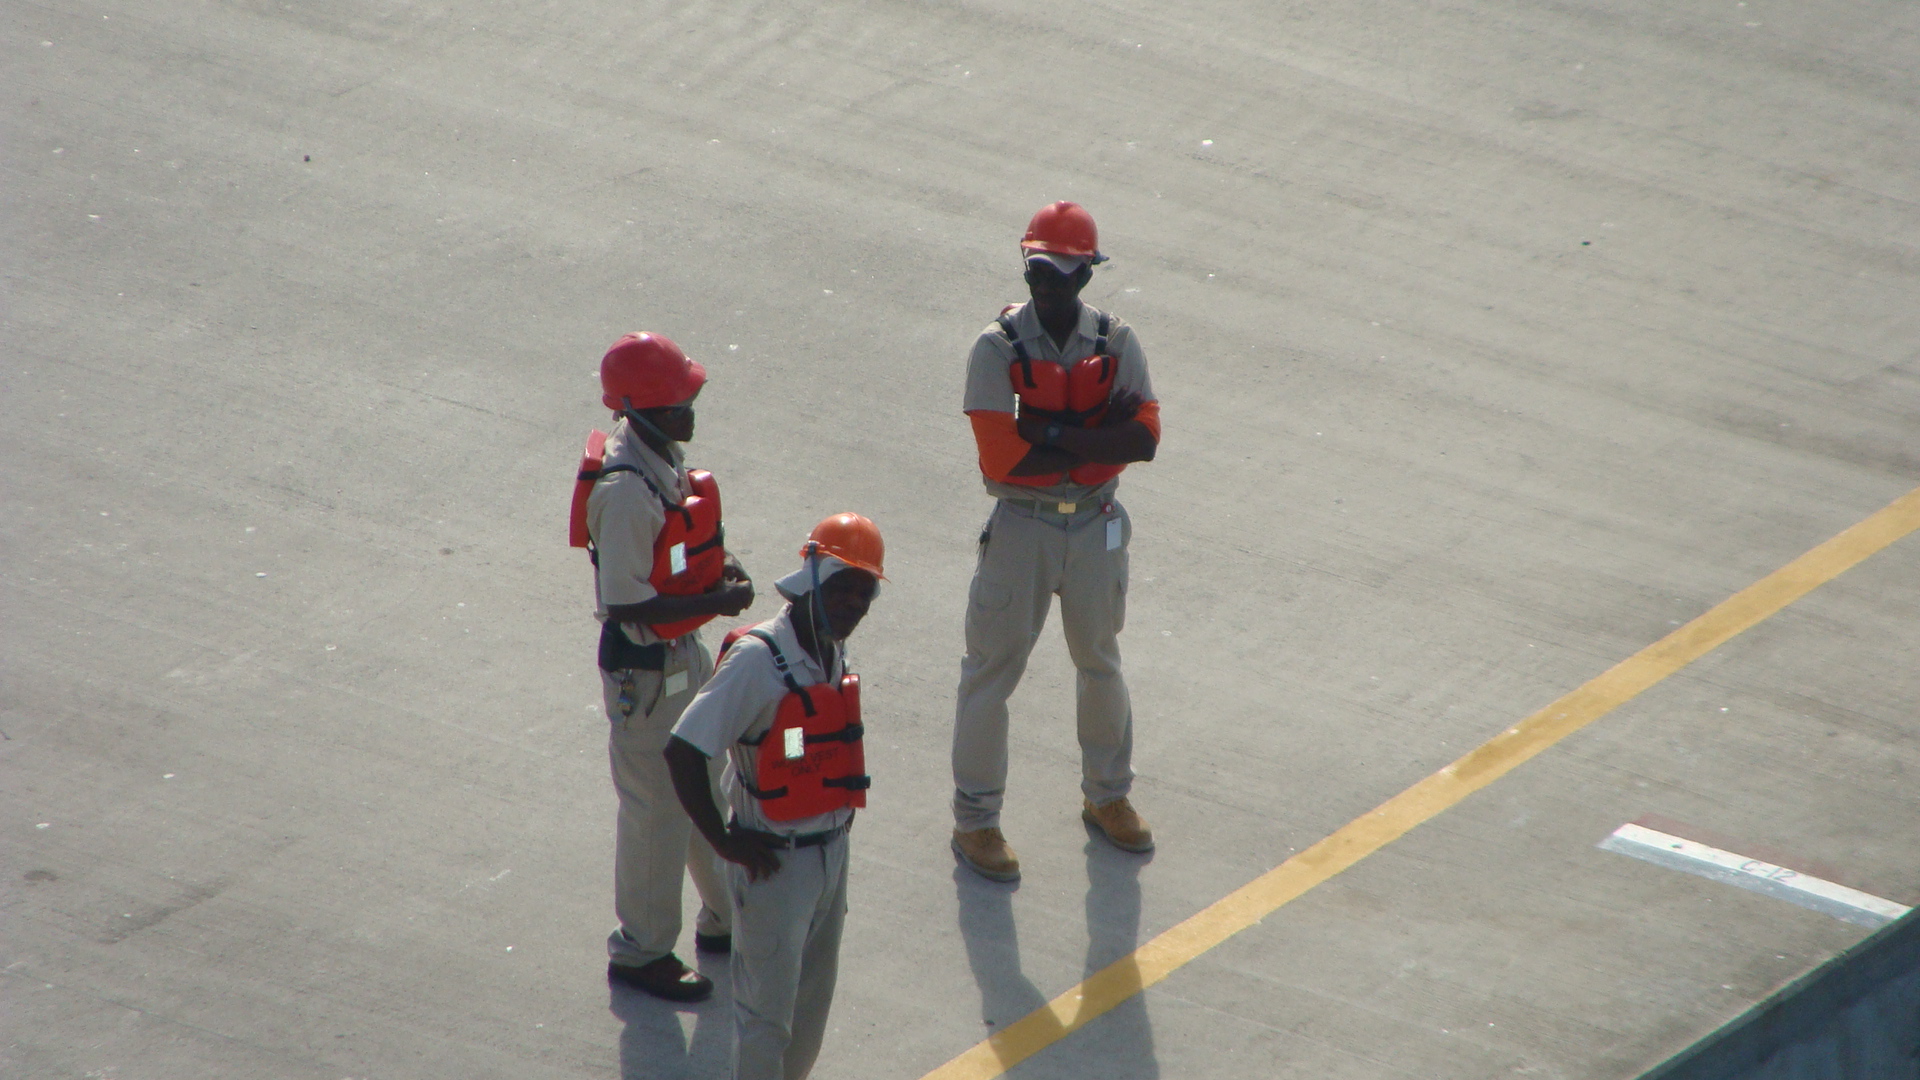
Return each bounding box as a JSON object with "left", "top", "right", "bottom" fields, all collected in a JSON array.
[
  {"left": 664, "top": 514, "right": 883, "bottom": 1080},
  {"left": 568, "top": 331, "right": 755, "bottom": 1001},
  {"left": 950, "top": 202, "right": 1162, "bottom": 882}
]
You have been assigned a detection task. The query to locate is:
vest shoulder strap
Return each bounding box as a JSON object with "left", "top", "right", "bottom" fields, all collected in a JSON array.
[
  {"left": 633, "top": 467, "right": 678, "bottom": 511},
  {"left": 746, "top": 628, "right": 810, "bottom": 700},
  {"left": 590, "top": 455, "right": 672, "bottom": 501},
  {"left": 997, "top": 313, "right": 1037, "bottom": 389},
  {"left": 737, "top": 626, "right": 798, "bottom": 745},
  {"left": 995, "top": 313, "right": 1031, "bottom": 358},
  {"left": 612, "top": 459, "right": 697, "bottom": 529},
  {"left": 584, "top": 462, "right": 637, "bottom": 482}
]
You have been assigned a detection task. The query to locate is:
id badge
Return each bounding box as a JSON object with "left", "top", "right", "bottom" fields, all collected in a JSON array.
[
  {"left": 1106, "top": 517, "right": 1123, "bottom": 551},
  {"left": 663, "top": 668, "right": 689, "bottom": 697},
  {"left": 669, "top": 542, "right": 688, "bottom": 576}
]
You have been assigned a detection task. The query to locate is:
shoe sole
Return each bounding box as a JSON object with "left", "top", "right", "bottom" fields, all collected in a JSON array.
[
  {"left": 950, "top": 836, "right": 1021, "bottom": 883},
  {"left": 1082, "top": 809, "right": 1155, "bottom": 853}
]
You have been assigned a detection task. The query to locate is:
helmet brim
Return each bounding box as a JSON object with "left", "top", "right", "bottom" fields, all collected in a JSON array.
[{"left": 1020, "top": 241, "right": 1107, "bottom": 264}]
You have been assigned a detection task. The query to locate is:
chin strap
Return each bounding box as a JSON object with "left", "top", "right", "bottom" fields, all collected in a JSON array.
[
  {"left": 803, "top": 541, "right": 839, "bottom": 671},
  {"left": 621, "top": 402, "right": 674, "bottom": 447}
]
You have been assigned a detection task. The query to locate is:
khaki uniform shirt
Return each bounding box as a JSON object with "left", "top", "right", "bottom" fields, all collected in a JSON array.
[
  {"left": 670, "top": 607, "right": 856, "bottom": 837},
  {"left": 586, "top": 417, "right": 690, "bottom": 647},
  {"left": 961, "top": 301, "right": 1155, "bottom": 504}
]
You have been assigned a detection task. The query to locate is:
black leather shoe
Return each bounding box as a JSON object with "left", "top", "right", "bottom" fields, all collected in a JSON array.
[
  {"left": 608, "top": 955, "right": 712, "bottom": 1002},
  {"left": 694, "top": 931, "right": 732, "bottom": 955}
]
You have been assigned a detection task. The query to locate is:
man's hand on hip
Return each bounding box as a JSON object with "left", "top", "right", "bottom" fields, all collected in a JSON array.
[{"left": 718, "top": 826, "right": 784, "bottom": 882}]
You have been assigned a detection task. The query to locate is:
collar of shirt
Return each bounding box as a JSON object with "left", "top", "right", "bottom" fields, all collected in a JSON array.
[
  {"left": 604, "top": 416, "right": 687, "bottom": 498},
  {"left": 1007, "top": 301, "right": 1107, "bottom": 361}
]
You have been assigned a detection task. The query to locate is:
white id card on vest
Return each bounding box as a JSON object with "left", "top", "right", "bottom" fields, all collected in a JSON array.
[
  {"left": 663, "top": 669, "right": 689, "bottom": 697},
  {"left": 1106, "top": 518, "right": 1122, "bottom": 551},
  {"left": 668, "top": 542, "right": 688, "bottom": 576}
]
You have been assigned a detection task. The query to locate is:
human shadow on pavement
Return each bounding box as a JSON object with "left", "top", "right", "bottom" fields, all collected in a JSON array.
[
  {"left": 609, "top": 951, "right": 733, "bottom": 1080},
  {"left": 952, "top": 837, "right": 1159, "bottom": 1078},
  {"left": 1075, "top": 834, "right": 1159, "bottom": 1079},
  {"left": 954, "top": 867, "right": 1055, "bottom": 1033}
]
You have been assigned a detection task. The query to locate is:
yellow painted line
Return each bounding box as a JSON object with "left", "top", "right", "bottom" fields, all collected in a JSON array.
[{"left": 922, "top": 484, "right": 1920, "bottom": 1080}]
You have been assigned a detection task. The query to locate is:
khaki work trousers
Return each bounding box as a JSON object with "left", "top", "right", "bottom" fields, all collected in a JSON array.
[
  {"left": 604, "top": 635, "right": 730, "bottom": 966},
  {"left": 952, "top": 497, "right": 1134, "bottom": 831},
  {"left": 729, "top": 833, "right": 848, "bottom": 1080}
]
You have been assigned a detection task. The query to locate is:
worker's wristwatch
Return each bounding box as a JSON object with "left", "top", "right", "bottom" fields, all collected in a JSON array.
[{"left": 1043, "top": 422, "right": 1064, "bottom": 445}]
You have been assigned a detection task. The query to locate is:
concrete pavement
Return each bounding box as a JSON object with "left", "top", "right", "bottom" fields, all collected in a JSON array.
[{"left": 4, "top": 1, "right": 1917, "bottom": 1078}]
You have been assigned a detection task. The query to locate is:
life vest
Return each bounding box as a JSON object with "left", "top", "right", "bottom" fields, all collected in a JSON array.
[
  {"left": 735, "top": 628, "right": 868, "bottom": 823},
  {"left": 1000, "top": 310, "right": 1126, "bottom": 488},
  {"left": 569, "top": 429, "right": 727, "bottom": 640}
]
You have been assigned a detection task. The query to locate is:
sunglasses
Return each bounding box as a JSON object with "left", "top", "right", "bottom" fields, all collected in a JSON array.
[{"left": 1023, "top": 263, "right": 1088, "bottom": 286}]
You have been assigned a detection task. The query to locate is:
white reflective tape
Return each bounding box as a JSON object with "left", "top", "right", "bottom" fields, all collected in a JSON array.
[
  {"left": 1106, "top": 518, "right": 1122, "bottom": 551},
  {"left": 663, "top": 669, "right": 688, "bottom": 697},
  {"left": 783, "top": 727, "right": 805, "bottom": 760},
  {"left": 1600, "top": 823, "right": 1912, "bottom": 928},
  {"left": 669, "top": 542, "right": 687, "bottom": 576}
]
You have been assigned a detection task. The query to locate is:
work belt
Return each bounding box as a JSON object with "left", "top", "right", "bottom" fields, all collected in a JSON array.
[
  {"left": 1000, "top": 495, "right": 1101, "bottom": 516},
  {"left": 598, "top": 619, "right": 668, "bottom": 672},
  {"left": 728, "top": 819, "right": 851, "bottom": 849}
]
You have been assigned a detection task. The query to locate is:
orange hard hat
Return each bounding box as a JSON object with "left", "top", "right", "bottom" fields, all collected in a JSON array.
[
  {"left": 1020, "top": 201, "right": 1107, "bottom": 263},
  {"left": 802, "top": 512, "right": 885, "bottom": 579},
  {"left": 600, "top": 332, "right": 707, "bottom": 411}
]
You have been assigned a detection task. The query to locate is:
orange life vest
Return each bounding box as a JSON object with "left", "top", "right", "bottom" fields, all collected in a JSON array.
[
  {"left": 734, "top": 628, "right": 868, "bottom": 823},
  {"left": 1000, "top": 310, "right": 1126, "bottom": 488},
  {"left": 570, "top": 429, "right": 727, "bottom": 640}
]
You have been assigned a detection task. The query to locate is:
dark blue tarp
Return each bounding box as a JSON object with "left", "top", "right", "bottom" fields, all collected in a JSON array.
[{"left": 1641, "top": 908, "right": 1920, "bottom": 1080}]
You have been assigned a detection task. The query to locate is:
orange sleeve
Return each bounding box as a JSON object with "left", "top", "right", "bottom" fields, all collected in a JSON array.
[
  {"left": 1133, "top": 399, "right": 1161, "bottom": 443},
  {"left": 967, "top": 410, "right": 1031, "bottom": 484}
]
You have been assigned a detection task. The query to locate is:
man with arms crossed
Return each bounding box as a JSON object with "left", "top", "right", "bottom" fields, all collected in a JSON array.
[{"left": 951, "top": 202, "right": 1161, "bottom": 883}]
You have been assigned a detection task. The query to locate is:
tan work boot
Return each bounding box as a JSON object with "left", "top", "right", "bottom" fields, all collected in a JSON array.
[
  {"left": 951, "top": 827, "right": 1021, "bottom": 882},
  {"left": 1083, "top": 797, "right": 1154, "bottom": 853}
]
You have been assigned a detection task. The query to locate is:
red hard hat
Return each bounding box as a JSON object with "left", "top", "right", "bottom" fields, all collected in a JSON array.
[
  {"left": 803, "top": 513, "right": 885, "bottom": 579},
  {"left": 600, "top": 332, "right": 706, "bottom": 411},
  {"left": 1020, "top": 201, "right": 1107, "bottom": 263}
]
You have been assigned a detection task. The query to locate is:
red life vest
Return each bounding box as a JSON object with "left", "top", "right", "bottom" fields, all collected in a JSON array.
[
  {"left": 569, "top": 429, "right": 727, "bottom": 640},
  {"left": 735, "top": 628, "right": 868, "bottom": 823},
  {"left": 1000, "top": 310, "right": 1127, "bottom": 488}
]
